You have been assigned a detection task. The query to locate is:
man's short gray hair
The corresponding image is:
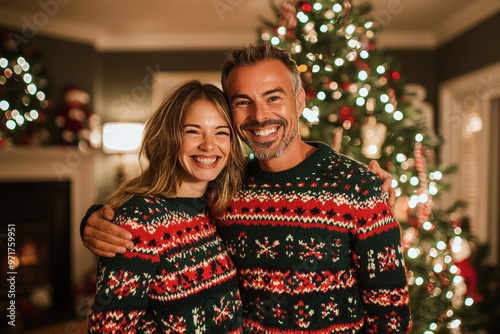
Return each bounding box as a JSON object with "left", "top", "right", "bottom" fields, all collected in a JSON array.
[{"left": 221, "top": 43, "right": 302, "bottom": 100}]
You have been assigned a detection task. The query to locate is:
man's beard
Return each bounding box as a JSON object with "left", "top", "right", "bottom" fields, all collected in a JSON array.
[{"left": 241, "top": 119, "right": 298, "bottom": 160}]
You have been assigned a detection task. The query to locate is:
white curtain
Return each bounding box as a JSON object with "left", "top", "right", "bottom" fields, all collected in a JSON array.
[{"left": 488, "top": 98, "right": 500, "bottom": 262}]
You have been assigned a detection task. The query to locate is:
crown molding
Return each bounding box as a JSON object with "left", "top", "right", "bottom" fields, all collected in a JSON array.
[
  {"left": 0, "top": 8, "right": 99, "bottom": 45},
  {"left": 93, "top": 31, "right": 255, "bottom": 52},
  {"left": 434, "top": 0, "right": 500, "bottom": 46},
  {"left": 377, "top": 30, "right": 437, "bottom": 50},
  {"left": 0, "top": 7, "right": 254, "bottom": 51},
  {"left": 0, "top": 2, "right": 499, "bottom": 51}
]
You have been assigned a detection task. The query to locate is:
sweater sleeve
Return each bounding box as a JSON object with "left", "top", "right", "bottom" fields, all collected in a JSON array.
[
  {"left": 352, "top": 189, "right": 412, "bottom": 333},
  {"left": 87, "top": 198, "right": 161, "bottom": 333},
  {"left": 79, "top": 204, "right": 103, "bottom": 240}
]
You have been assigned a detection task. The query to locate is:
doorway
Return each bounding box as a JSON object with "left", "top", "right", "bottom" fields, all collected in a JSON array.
[{"left": 439, "top": 61, "right": 500, "bottom": 264}]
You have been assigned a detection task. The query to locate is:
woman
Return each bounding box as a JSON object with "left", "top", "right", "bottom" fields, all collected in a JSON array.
[{"left": 87, "top": 81, "right": 246, "bottom": 333}]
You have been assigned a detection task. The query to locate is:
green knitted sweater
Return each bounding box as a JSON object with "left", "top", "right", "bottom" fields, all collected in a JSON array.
[
  {"left": 216, "top": 142, "right": 412, "bottom": 333},
  {"left": 87, "top": 195, "right": 243, "bottom": 333}
]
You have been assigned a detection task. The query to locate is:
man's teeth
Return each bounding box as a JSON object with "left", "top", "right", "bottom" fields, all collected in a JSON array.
[
  {"left": 254, "top": 127, "right": 277, "bottom": 137},
  {"left": 194, "top": 157, "right": 217, "bottom": 165}
]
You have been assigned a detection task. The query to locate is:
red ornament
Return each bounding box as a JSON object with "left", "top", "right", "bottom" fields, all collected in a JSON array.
[
  {"left": 339, "top": 106, "right": 354, "bottom": 124},
  {"left": 426, "top": 282, "right": 434, "bottom": 294},
  {"left": 455, "top": 258, "right": 484, "bottom": 302},
  {"left": 408, "top": 217, "right": 419, "bottom": 229},
  {"left": 305, "top": 88, "right": 317, "bottom": 100},
  {"left": 355, "top": 59, "right": 370, "bottom": 71},
  {"left": 301, "top": 3, "right": 312, "bottom": 12},
  {"left": 37, "top": 112, "right": 46, "bottom": 123},
  {"left": 441, "top": 277, "right": 450, "bottom": 288},
  {"left": 392, "top": 71, "right": 401, "bottom": 80},
  {"left": 341, "top": 81, "right": 351, "bottom": 90},
  {"left": 340, "top": 106, "right": 350, "bottom": 115}
]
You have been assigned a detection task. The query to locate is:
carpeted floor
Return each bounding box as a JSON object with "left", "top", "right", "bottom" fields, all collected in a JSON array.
[{"left": 19, "top": 319, "right": 87, "bottom": 334}]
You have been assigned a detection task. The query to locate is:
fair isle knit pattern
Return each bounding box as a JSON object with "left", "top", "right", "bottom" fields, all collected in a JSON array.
[
  {"left": 87, "top": 196, "right": 243, "bottom": 333},
  {"left": 217, "top": 142, "right": 411, "bottom": 333}
]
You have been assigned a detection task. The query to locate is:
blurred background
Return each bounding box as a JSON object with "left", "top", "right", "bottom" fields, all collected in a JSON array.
[{"left": 0, "top": 0, "right": 499, "bottom": 332}]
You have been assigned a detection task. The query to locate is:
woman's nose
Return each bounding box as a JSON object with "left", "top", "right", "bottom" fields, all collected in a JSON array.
[{"left": 199, "top": 134, "right": 214, "bottom": 150}]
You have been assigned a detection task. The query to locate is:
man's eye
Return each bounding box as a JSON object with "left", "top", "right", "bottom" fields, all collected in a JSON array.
[
  {"left": 269, "top": 96, "right": 280, "bottom": 102},
  {"left": 235, "top": 101, "right": 249, "bottom": 107}
]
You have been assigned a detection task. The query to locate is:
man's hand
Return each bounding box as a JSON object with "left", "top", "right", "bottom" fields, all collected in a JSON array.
[
  {"left": 368, "top": 160, "right": 396, "bottom": 216},
  {"left": 82, "top": 205, "right": 134, "bottom": 257}
]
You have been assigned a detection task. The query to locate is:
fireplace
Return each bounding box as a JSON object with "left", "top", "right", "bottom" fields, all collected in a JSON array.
[
  {"left": 1, "top": 181, "right": 72, "bottom": 329},
  {"left": 0, "top": 146, "right": 97, "bottom": 330}
]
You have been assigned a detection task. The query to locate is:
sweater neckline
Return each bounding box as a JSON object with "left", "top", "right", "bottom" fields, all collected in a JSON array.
[
  {"left": 247, "top": 142, "right": 332, "bottom": 183},
  {"left": 161, "top": 195, "right": 208, "bottom": 214}
]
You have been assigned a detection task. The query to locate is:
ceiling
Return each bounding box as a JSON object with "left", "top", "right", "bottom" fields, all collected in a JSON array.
[{"left": 0, "top": 0, "right": 499, "bottom": 51}]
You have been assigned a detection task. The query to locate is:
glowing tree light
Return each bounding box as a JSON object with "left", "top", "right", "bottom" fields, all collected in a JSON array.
[{"left": 256, "top": 0, "right": 492, "bottom": 332}]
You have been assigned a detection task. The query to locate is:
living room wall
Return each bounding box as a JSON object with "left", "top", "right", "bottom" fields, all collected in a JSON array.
[
  {"left": 2, "top": 10, "right": 500, "bottom": 199},
  {"left": 3, "top": 11, "right": 499, "bottom": 134},
  {"left": 385, "top": 11, "right": 500, "bottom": 132}
]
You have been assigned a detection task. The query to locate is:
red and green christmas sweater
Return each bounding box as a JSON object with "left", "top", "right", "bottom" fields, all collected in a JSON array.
[
  {"left": 216, "top": 142, "right": 412, "bottom": 333},
  {"left": 87, "top": 195, "right": 243, "bottom": 333}
]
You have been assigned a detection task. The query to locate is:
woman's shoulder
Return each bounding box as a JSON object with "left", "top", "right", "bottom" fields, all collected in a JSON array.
[
  {"left": 113, "top": 195, "right": 167, "bottom": 221},
  {"left": 117, "top": 195, "right": 160, "bottom": 210},
  {"left": 115, "top": 195, "right": 207, "bottom": 220}
]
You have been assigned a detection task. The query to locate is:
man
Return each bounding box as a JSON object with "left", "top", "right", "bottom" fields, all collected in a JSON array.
[{"left": 82, "top": 44, "right": 411, "bottom": 333}]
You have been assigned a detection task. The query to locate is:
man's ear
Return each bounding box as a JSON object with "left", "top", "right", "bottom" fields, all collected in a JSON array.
[{"left": 296, "top": 88, "right": 306, "bottom": 117}]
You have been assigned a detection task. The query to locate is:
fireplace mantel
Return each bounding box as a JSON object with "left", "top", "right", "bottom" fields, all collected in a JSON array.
[{"left": 0, "top": 146, "right": 97, "bottom": 287}]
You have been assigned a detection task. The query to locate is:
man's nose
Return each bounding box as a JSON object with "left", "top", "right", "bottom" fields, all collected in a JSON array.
[{"left": 251, "top": 101, "right": 268, "bottom": 123}]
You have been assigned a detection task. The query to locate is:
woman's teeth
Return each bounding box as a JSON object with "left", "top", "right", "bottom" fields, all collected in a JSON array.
[{"left": 194, "top": 157, "right": 217, "bottom": 165}]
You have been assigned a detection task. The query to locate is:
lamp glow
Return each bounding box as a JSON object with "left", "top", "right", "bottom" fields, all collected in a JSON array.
[{"left": 103, "top": 122, "right": 144, "bottom": 153}]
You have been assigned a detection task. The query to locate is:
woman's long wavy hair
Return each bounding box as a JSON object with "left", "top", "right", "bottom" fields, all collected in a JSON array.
[{"left": 105, "top": 80, "right": 246, "bottom": 216}]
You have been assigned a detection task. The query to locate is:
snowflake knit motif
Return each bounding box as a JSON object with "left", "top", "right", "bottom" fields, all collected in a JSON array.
[{"left": 217, "top": 142, "right": 412, "bottom": 333}]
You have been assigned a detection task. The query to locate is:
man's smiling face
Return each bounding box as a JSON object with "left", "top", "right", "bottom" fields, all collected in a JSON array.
[{"left": 226, "top": 59, "right": 303, "bottom": 160}]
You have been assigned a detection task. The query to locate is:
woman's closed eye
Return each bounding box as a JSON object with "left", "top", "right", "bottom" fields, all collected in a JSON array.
[{"left": 184, "top": 128, "right": 200, "bottom": 135}]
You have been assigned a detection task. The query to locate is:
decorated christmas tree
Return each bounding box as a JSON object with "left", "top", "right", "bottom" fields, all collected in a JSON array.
[
  {"left": 256, "top": 0, "right": 488, "bottom": 332},
  {"left": 0, "top": 34, "right": 54, "bottom": 147}
]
